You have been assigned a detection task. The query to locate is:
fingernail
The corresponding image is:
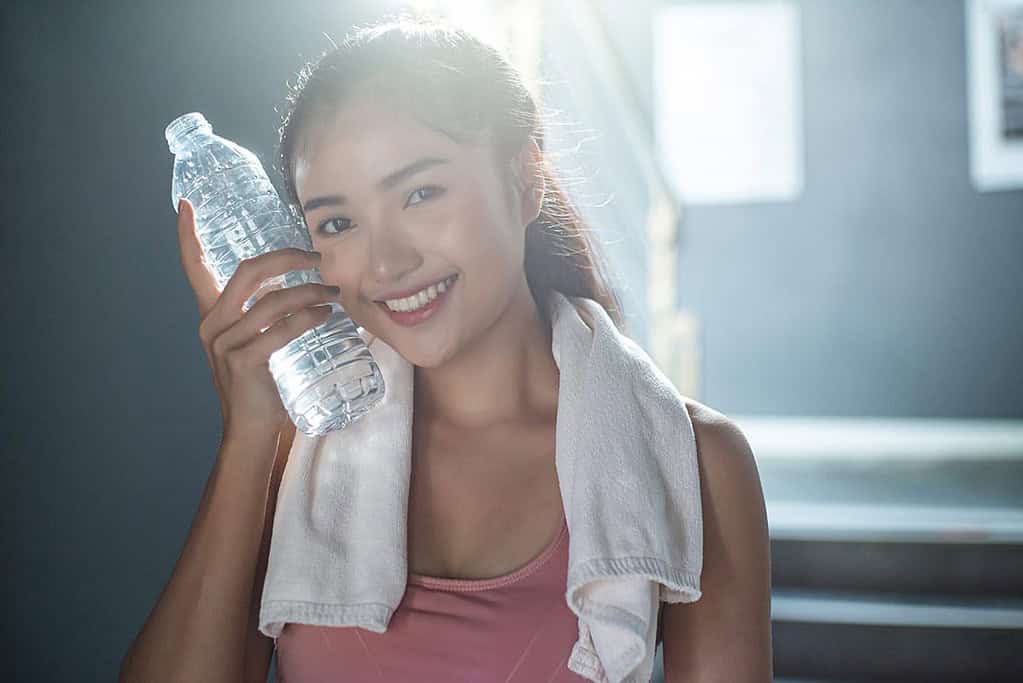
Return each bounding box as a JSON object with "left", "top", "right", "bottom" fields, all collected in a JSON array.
[{"left": 177, "top": 198, "right": 184, "bottom": 213}]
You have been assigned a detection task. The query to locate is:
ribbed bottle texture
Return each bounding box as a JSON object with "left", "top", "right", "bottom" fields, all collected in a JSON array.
[{"left": 166, "top": 112, "right": 385, "bottom": 436}]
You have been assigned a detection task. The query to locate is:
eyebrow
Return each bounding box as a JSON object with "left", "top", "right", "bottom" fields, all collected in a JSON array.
[{"left": 301, "top": 156, "right": 452, "bottom": 213}]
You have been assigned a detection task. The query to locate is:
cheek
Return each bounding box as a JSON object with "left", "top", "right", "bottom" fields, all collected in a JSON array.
[
  {"left": 448, "top": 191, "right": 517, "bottom": 261},
  {"left": 445, "top": 202, "right": 523, "bottom": 312},
  {"left": 472, "top": 205, "right": 524, "bottom": 276},
  {"left": 316, "top": 249, "right": 363, "bottom": 305}
]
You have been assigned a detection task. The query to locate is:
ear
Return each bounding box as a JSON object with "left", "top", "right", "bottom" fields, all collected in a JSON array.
[{"left": 510, "top": 137, "right": 546, "bottom": 226}]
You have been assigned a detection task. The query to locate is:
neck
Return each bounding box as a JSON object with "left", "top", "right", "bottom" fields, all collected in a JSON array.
[{"left": 413, "top": 276, "right": 560, "bottom": 430}]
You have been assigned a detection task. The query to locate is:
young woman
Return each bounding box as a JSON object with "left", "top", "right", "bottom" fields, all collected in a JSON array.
[{"left": 121, "top": 14, "right": 772, "bottom": 683}]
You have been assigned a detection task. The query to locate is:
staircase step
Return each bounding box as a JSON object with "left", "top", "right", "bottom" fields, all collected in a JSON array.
[
  {"left": 768, "top": 501, "right": 1023, "bottom": 595},
  {"left": 725, "top": 418, "right": 1023, "bottom": 680},
  {"left": 770, "top": 536, "right": 1023, "bottom": 597},
  {"left": 767, "top": 502, "right": 1023, "bottom": 544},
  {"left": 735, "top": 416, "right": 1023, "bottom": 509},
  {"left": 735, "top": 416, "right": 1023, "bottom": 460},
  {"left": 771, "top": 589, "right": 1023, "bottom": 681},
  {"left": 772, "top": 588, "right": 1023, "bottom": 629}
]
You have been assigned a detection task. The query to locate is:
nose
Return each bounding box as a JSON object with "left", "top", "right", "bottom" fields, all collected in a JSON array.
[{"left": 368, "top": 224, "right": 422, "bottom": 291}]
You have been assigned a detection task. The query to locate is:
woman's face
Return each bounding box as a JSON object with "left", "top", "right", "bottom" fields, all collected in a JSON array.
[{"left": 292, "top": 94, "right": 537, "bottom": 368}]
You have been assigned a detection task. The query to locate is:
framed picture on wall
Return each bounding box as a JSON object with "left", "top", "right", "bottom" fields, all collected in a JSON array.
[
  {"left": 967, "top": 0, "right": 1023, "bottom": 191},
  {"left": 1000, "top": 6, "right": 1023, "bottom": 138}
]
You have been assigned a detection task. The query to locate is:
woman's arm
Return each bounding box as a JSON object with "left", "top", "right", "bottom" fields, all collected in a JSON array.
[
  {"left": 119, "top": 427, "right": 285, "bottom": 683},
  {"left": 661, "top": 402, "right": 773, "bottom": 682},
  {"left": 241, "top": 423, "right": 296, "bottom": 682}
]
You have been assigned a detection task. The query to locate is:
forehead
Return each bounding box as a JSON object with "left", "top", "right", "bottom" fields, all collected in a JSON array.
[{"left": 293, "top": 95, "right": 484, "bottom": 201}]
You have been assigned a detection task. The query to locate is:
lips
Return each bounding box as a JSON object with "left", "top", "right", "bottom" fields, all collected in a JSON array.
[
  {"left": 376, "top": 274, "right": 457, "bottom": 327},
  {"left": 375, "top": 274, "right": 458, "bottom": 303}
]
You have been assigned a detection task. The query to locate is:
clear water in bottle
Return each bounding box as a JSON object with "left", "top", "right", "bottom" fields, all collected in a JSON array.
[{"left": 165, "top": 112, "right": 385, "bottom": 436}]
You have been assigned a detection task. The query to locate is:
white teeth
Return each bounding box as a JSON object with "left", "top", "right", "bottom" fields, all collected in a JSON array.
[{"left": 384, "top": 275, "right": 456, "bottom": 313}]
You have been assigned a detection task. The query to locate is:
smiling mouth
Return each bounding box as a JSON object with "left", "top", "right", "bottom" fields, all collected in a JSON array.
[
  {"left": 374, "top": 274, "right": 458, "bottom": 327},
  {"left": 375, "top": 274, "right": 458, "bottom": 311}
]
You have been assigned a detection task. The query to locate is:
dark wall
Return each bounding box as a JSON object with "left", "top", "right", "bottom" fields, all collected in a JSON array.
[
  {"left": 4, "top": 1, "right": 389, "bottom": 679},
  {"left": 671, "top": 0, "right": 1023, "bottom": 417}
]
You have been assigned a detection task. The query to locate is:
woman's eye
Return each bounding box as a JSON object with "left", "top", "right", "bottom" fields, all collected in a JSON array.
[
  {"left": 406, "top": 185, "right": 444, "bottom": 207},
  {"left": 317, "top": 217, "right": 354, "bottom": 236},
  {"left": 316, "top": 186, "right": 443, "bottom": 236}
]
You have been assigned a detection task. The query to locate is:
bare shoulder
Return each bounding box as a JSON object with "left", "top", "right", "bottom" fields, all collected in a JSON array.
[
  {"left": 661, "top": 398, "right": 773, "bottom": 682},
  {"left": 681, "top": 397, "right": 766, "bottom": 547},
  {"left": 683, "top": 398, "right": 756, "bottom": 467}
]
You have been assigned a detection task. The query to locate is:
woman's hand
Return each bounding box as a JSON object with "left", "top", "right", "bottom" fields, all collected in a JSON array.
[{"left": 175, "top": 197, "right": 341, "bottom": 441}]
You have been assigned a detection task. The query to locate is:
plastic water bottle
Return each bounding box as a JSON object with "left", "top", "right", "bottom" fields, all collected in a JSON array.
[{"left": 165, "top": 112, "right": 385, "bottom": 436}]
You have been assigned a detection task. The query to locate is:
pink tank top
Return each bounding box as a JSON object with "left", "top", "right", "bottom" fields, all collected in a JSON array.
[{"left": 275, "top": 509, "right": 665, "bottom": 682}]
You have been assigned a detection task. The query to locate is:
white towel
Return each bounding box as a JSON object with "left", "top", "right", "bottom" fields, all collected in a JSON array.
[{"left": 259, "top": 289, "right": 703, "bottom": 683}]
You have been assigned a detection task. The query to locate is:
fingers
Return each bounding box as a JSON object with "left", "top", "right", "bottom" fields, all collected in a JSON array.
[
  {"left": 220, "top": 248, "right": 323, "bottom": 316},
  {"left": 176, "top": 198, "right": 220, "bottom": 318},
  {"left": 196, "top": 246, "right": 323, "bottom": 354},
  {"left": 240, "top": 303, "right": 336, "bottom": 366},
  {"left": 210, "top": 282, "right": 341, "bottom": 356}
]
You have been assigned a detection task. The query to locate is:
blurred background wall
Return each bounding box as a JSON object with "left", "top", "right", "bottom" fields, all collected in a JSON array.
[{"left": 672, "top": 0, "right": 1023, "bottom": 418}]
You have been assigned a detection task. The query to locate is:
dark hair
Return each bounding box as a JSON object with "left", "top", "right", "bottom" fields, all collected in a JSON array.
[{"left": 275, "top": 13, "right": 626, "bottom": 335}]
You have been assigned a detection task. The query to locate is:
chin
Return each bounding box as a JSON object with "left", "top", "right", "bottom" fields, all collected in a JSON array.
[
  {"left": 368, "top": 331, "right": 443, "bottom": 368},
  {"left": 403, "top": 344, "right": 450, "bottom": 369},
  {"left": 370, "top": 303, "right": 464, "bottom": 368}
]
